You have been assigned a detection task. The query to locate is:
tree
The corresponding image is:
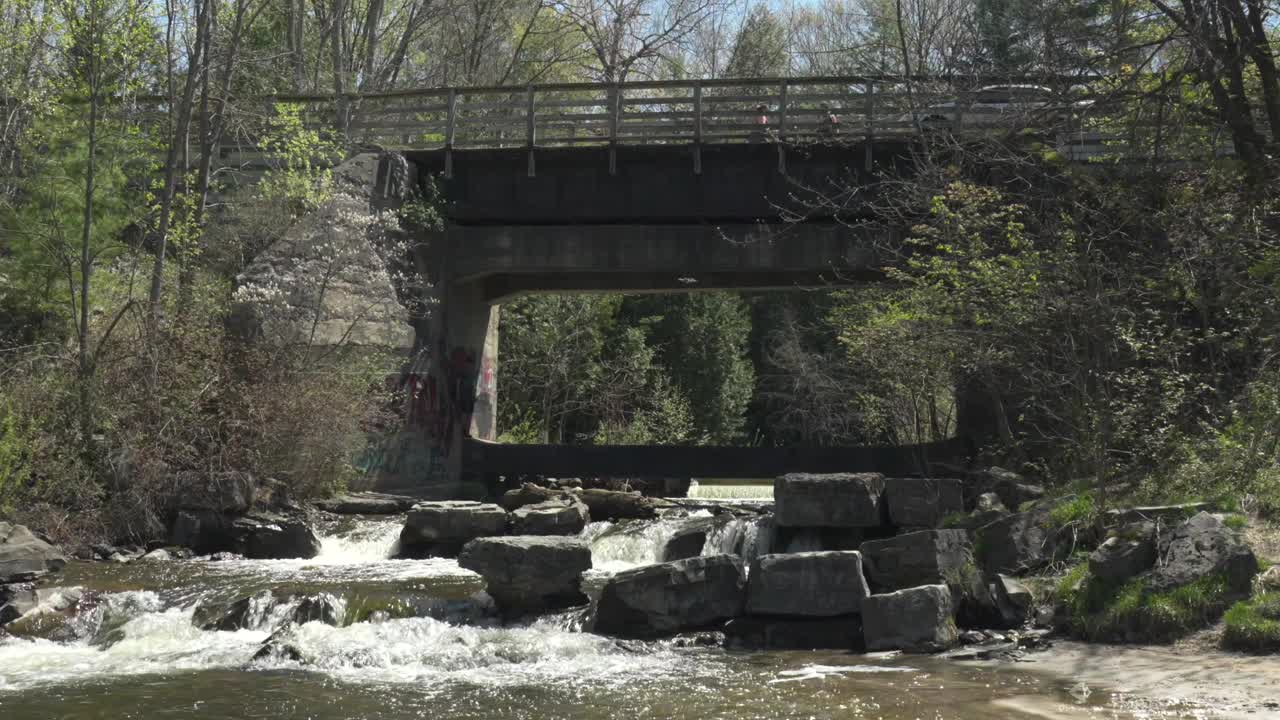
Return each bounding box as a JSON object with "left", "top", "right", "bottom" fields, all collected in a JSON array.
[
  {"left": 623, "top": 292, "right": 754, "bottom": 444},
  {"left": 551, "top": 0, "right": 731, "bottom": 81},
  {"left": 1149, "top": 0, "right": 1280, "bottom": 182},
  {"left": 723, "top": 4, "right": 788, "bottom": 78}
]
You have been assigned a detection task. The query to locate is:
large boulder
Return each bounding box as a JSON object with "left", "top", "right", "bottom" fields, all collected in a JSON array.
[
  {"left": 1147, "top": 512, "right": 1257, "bottom": 594},
  {"left": 230, "top": 512, "right": 321, "bottom": 559},
  {"left": 862, "top": 584, "right": 958, "bottom": 652},
  {"left": 774, "top": 473, "right": 886, "bottom": 528},
  {"left": 173, "top": 471, "right": 255, "bottom": 513},
  {"left": 860, "top": 530, "right": 972, "bottom": 593},
  {"left": 976, "top": 507, "right": 1062, "bottom": 576},
  {"left": 724, "top": 615, "right": 864, "bottom": 650},
  {"left": 0, "top": 522, "right": 67, "bottom": 583},
  {"left": 593, "top": 555, "right": 746, "bottom": 638},
  {"left": 399, "top": 501, "right": 509, "bottom": 557},
  {"left": 884, "top": 478, "right": 964, "bottom": 528},
  {"left": 458, "top": 536, "right": 592, "bottom": 616},
  {"left": 0, "top": 583, "right": 38, "bottom": 625},
  {"left": 1088, "top": 522, "right": 1157, "bottom": 582},
  {"left": 510, "top": 497, "right": 590, "bottom": 536},
  {"left": 1, "top": 587, "right": 88, "bottom": 641},
  {"left": 170, "top": 510, "right": 235, "bottom": 555},
  {"left": 746, "top": 551, "right": 870, "bottom": 616}
]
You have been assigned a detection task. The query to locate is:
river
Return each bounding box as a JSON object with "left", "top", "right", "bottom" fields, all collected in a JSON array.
[{"left": 0, "top": 513, "right": 1266, "bottom": 719}]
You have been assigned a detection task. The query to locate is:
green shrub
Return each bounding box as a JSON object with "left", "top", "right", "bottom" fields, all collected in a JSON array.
[
  {"left": 1223, "top": 513, "right": 1249, "bottom": 531},
  {"left": 1223, "top": 593, "right": 1280, "bottom": 652},
  {"left": 1057, "top": 563, "right": 1234, "bottom": 642},
  {"left": 1049, "top": 493, "right": 1098, "bottom": 528}
]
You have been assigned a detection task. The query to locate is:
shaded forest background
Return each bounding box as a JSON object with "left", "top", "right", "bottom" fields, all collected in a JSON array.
[{"left": 3, "top": 0, "right": 1280, "bottom": 544}]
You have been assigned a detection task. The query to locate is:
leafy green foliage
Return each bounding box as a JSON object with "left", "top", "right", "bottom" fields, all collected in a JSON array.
[
  {"left": 1222, "top": 593, "right": 1280, "bottom": 652},
  {"left": 257, "top": 104, "right": 343, "bottom": 219}
]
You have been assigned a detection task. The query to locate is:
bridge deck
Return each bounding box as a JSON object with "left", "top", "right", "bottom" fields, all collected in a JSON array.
[{"left": 463, "top": 438, "right": 969, "bottom": 479}]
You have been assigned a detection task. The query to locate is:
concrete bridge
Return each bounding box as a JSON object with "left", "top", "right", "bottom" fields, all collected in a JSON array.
[
  {"left": 371, "top": 135, "right": 982, "bottom": 498},
  {"left": 280, "top": 75, "right": 1121, "bottom": 497}
]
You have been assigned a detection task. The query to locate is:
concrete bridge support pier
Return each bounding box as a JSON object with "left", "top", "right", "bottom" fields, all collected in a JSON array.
[{"left": 376, "top": 234, "right": 499, "bottom": 498}]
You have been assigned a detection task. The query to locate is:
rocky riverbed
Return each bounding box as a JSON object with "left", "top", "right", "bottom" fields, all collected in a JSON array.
[{"left": 1, "top": 471, "right": 1276, "bottom": 718}]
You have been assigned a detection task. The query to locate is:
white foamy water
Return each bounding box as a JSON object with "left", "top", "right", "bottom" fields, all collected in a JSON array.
[
  {"left": 0, "top": 591, "right": 270, "bottom": 691},
  {"left": 253, "top": 615, "right": 697, "bottom": 689},
  {"left": 581, "top": 518, "right": 687, "bottom": 572},
  {"left": 315, "top": 518, "right": 404, "bottom": 562},
  {"left": 197, "top": 519, "right": 478, "bottom": 586},
  {"left": 687, "top": 481, "right": 774, "bottom": 500}
]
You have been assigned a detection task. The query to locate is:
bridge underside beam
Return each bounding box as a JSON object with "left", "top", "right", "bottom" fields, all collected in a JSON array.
[
  {"left": 450, "top": 223, "right": 891, "bottom": 301},
  {"left": 477, "top": 269, "right": 886, "bottom": 302},
  {"left": 463, "top": 438, "right": 970, "bottom": 479}
]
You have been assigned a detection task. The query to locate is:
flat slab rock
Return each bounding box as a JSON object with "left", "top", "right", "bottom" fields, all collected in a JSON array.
[
  {"left": 315, "top": 493, "right": 419, "bottom": 515},
  {"left": 746, "top": 551, "right": 870, "bottom": 617},
  {"left": 593, "top": 555, "right": 746, "bottom": 638},
  {"left": 400, "top": 501, "right": 508, "bottom": 556},
  {"left": 774, "top": 473, "right": 886, "bottom": 528},
  {"left": 458, "top": 536, "right": 592, "bottom": 616},
  {"left": 510, "top": 498, "right": 590, "bottom": 536},
  {"left": 862, "top": 584, "right": 958, "bottom": 652}
]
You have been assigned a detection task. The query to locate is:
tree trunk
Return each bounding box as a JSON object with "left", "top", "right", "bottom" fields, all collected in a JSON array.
[
  {"left": 78, "top": 0, "right": 101, "bottom": 462},
  {"left": 150, "top": 0, "right": 208, "bottom": 323}
]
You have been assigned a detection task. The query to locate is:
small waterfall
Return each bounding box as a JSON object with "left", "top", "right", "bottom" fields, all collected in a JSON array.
[
  {"left": 582, "top": 510, "right": 775, "bottom": 577},
  {"left": 687, "top": 481, "right": 773, "bottom": 500},
  {"left": 580, "top": 519, "right": 684, "bottom": 571},
  {"left": 701, "top": 516, "right": 773, "bottom": 564},
  {"left": 313, "top": 519, "right": 404, "bottom": 563}
]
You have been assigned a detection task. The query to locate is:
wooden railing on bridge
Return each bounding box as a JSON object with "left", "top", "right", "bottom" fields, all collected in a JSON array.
[
  {"left": 103, "top": 75, "right": 1205, "bottom": 191},
  {"left": 262, "top": 76, "right": 1106, "bottom": 169}
]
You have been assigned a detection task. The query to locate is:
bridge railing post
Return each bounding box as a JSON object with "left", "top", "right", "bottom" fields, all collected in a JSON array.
[
  {"left": 864, "top": 79, "right": 875, "bottom": 171},
  {"left": 609, "top": 83, "right": 620, "bottom": 175},
  {"left": 444, "top": 88, "right": 457, "bottom": 179},
  {"left": 777, "top": 79, "right": 789, "bottom": 173},
  {"left": 526, "top": 84, "right": 536, "bottom": 177},
  {"left": 693, "top": 81, "right": 703, "bottom": 174}
]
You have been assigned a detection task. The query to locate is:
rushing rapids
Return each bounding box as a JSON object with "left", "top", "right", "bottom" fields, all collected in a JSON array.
[{"left": 0, "top": 513, "right": 1245, "bottom": 718}]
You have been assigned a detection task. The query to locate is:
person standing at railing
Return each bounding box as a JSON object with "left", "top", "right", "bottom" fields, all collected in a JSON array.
[
  {"left": 818, "top": 103, "right": 841, "bottom": 141},
  {"left": 750, "top": 103, "right": 771, "bottom": 143}
]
